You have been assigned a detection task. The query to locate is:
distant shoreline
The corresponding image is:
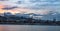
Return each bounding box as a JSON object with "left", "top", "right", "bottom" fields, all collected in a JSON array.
[{"left": 0, "top": 23, "right": 60, "bottom": 26}]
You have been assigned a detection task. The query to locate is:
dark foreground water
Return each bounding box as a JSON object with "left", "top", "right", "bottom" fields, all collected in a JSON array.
[{"left": 0, "top": 25, "right": 60, "bottom": 31}]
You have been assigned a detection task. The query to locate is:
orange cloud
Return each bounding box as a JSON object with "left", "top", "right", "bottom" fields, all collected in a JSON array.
[
  {"left": 0, "top": 5, "right": 6, "bottom": 13},
  {"left": 0, "top": 5, "right": 5, "bottom": 8},
  {"left": 5, "top": 7, "right": 30, "bottom": 14},
  {"left": 5, "top": 7, "right": 50, "bottom": 15},
  {"left": 0, "top": 9, "right": 5, "bottom": 13}
]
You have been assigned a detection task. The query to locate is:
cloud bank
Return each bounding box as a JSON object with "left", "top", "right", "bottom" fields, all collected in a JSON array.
[{"left": 0, "top": 0, "right": 60, "bottom": 20}]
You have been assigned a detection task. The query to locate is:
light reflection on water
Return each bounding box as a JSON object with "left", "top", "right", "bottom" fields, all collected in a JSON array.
[{"left": 0, "top": 25, "right": 60, "bottom": 31}]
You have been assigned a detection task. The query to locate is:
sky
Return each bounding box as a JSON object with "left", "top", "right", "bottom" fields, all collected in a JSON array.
[{"left": 0, "top": 0, "right": 60, "bottom": 20}]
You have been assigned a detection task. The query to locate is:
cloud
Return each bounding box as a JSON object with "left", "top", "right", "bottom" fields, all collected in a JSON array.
[
  {"left": 2, "top": 6, "right": 18, "bottom": 10},
  {"left": 0, "top": 0, "right": 60, "bottom": 20},
  {"left": 0, "top": 0, "right": 60, "bottom": 14},
  {"left": 0, "top": 5, "right": 5, "bottom": 9},
  {"left": 0, "top": 0, "right": 60, "bottom": 12},
  {"left": 0, "top": 0, "right": 60, "bottom": 13},
  {"left": 5, "top": 7, "right": 53, "bottom": 15},
  {"left": 0, "top": 0, "right": 8, "bottom": 1},
  {"left": 16, "top": 1, "right": 22, "bottom": 4},
  {"left": 0, "top": 0, "right": 60, "bottom": 10}
]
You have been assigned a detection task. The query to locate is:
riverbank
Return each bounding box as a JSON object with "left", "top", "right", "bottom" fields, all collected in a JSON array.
[{"left": 0, "top": 23, "right": 60, "bottom": 26}]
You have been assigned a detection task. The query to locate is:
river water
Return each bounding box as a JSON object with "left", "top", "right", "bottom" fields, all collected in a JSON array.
[{"left": 0, "top": 25, "right": 60, "bottom": 31}]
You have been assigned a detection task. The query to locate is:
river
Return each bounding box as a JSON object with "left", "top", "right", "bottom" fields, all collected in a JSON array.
[{"left": 0, "top": 25, "right": 60, "bottom": 31}]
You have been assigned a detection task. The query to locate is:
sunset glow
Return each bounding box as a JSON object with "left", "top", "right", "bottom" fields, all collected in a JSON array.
[{"left": 0, "top": 0, "right": 60, "bottom": 20}]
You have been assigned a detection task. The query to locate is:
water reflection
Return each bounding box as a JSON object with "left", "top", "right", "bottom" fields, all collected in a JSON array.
[{"left": 0, "top": 25, "right": 60, "bottom": 31}]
